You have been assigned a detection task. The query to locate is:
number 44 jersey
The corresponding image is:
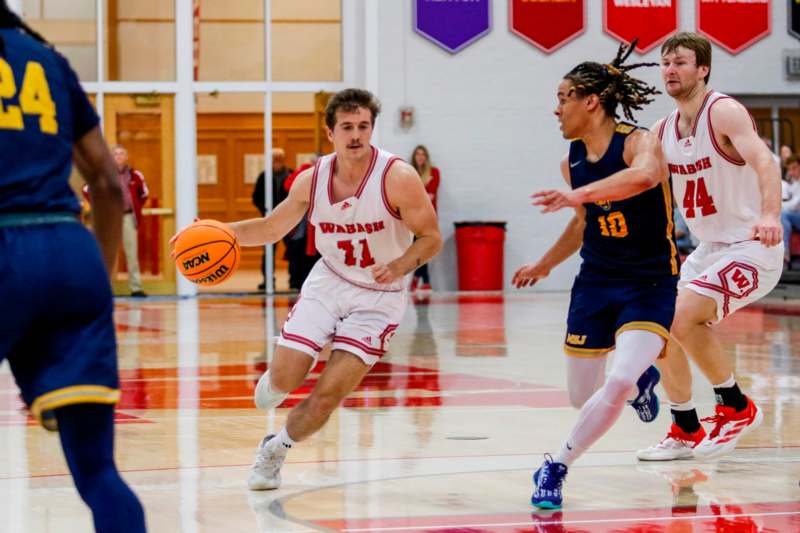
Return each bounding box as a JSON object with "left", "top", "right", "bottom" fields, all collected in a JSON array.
[
  {"left": 308, "top": 146, "right": 413, "bottom": 292},
  {"left": 659, "top": 91, "right": 762, "bottom": 244}
]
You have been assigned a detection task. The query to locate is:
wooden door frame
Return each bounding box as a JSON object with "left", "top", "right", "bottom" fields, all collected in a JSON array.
[{"left": 104, "top": 94, "right": 177, "bottom": 295}]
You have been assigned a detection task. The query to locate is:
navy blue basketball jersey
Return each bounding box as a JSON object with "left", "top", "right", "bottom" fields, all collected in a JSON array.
[
  {"left": 569, "top": 123, "right": 678, "bottom": 281},
  {"left": 0, "top": 28, "right": 99, "bottom": 214}
]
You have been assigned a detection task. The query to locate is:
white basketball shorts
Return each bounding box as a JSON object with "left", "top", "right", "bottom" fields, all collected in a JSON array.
[
  {"left": 277, "top": 261, "right": 408, "bottom": 366},
  {"left": 680, "top": 240, "right": 783, "bottom": 322}
]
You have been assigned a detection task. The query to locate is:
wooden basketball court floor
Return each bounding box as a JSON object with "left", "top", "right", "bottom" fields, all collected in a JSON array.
[{"left": 2, "top": 291, "right": 799, "bottom": 532}]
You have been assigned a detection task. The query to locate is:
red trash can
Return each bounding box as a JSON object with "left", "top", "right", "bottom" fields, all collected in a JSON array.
[{"left": 454, "top": 221, "right": 506, "bottom": 291}]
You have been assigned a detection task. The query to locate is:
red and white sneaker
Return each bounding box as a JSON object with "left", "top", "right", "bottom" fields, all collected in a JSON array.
[
  {"left": 636, "top": 423, "right": 706, "bottom": 461},
  {"left": 693, "top": 397, "right": 763, "bottom": 460}
]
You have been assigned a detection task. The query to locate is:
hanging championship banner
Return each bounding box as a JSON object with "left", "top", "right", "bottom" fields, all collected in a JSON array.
[
  {"left": 509, "top": 0, "right": 585, "bottom": 53},
  {"left": 603, "top": 0, "right": 678, "bottom": 54},
  {"left": 697, "top": 0, "right": 771, "bottom": 54},
  {"left": 790, "top": 0, "right": 800, "bottom": 41},
  {"left": 414, "top": 0, "right": 492, "bottom": 54}
]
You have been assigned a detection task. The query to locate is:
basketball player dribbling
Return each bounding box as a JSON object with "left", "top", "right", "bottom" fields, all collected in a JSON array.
[
  {"left": 637, "top": 32, "right": 783, "bottom": 462},
  {"left": 513, "top": 40, "right": 678, "bottom": 509},
  {"left": 0, "top": 2, "right": 146, "bottom": 531},
  {"left": 221, "top": 89, "right": 442, "bottom": 489}
]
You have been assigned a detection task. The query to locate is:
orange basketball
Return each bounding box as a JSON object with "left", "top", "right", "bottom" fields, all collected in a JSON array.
[{"left": 173, "top": 219, "right": 240, "bottom": 286}]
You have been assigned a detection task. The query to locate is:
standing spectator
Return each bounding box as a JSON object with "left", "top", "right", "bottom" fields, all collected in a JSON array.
[
  {"left": 283, "top": 155, "right": 321, "bottom": 289},
  {"left": 781, "top": 155, "right": 800, "bottom": 267},
  {"left": 84, "top": 144, "right": 148, "bottom": 297},
  {"left": 409, "top": 145, "right": 440, "bottom": 291},
  {"left": 252, "top": 148, "right": 293, "bottom": 290}
]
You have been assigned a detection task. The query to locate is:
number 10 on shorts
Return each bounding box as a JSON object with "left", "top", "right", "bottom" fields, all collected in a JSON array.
[{"left": 337, "top": 239, "right": 375, "bottom": 268}]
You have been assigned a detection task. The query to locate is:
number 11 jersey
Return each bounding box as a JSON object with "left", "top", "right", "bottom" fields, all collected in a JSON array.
[{"left": 308, "top": 146, "right": 413, "bottom": 292}]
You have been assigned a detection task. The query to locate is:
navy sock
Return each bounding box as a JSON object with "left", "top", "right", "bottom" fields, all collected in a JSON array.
[{"left": 56, "top": 404, "right": 146, "bottom": 533}]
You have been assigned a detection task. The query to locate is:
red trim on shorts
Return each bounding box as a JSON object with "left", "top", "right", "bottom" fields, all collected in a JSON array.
[
  {"left": 378, "top": 324, "right": 399, "bottom": 352},
  {"left": 307, "top": 159, "right": 322, "bottom": 220},
  {"left": 321, "top": 259, "right": 404, "bottom": 293},
  {"left": 332, "top": 335, "right": 385, "bottom": 357},
  {"left": 707, "top": 97, "right": 747, "bottom": 166},
  {"left": 688, "top": 261, "right": 760, "bottom": 319},
  {"left": 280, "top": 329, "right": 322, "bottom": 352},
  {"left": 381, "top": 157, "right": 403, "bottom": 220}
]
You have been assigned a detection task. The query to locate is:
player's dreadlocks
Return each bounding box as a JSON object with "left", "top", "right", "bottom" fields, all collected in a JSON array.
[
  {"left": 0, "top": 0, "right": 50, "bottom": 56},
  {"left": 564, "top": 38, "right": 660, "bottom": 122}
]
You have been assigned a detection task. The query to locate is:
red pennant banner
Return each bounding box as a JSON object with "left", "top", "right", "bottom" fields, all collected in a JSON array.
[
  {"left": 509, "top": 0, "right": 585, "bottom": 53},
  {"left": 697, "top": 0, "right": 771, "bottom": 55},
  {"left": 603, "top": 0, "right": 678, "bottom": 54}
]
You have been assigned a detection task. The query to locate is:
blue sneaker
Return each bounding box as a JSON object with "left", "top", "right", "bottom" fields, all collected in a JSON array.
[
  {"left": 628, "top": 365, "right": 661, "bottom": 423},
  {"left": 531, "top": 454, "right": 568, "bottom": 509}
]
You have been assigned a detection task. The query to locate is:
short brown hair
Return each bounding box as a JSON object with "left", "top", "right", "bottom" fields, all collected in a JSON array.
[
  {"left": 324, "top": 88, "right": 382, "bottom": 129},
  {"left": 787, "top": 155, "right": 800, "bottom": 167},
  {"left": 661, "top": 32, "right": 712, "bottom": 84}
]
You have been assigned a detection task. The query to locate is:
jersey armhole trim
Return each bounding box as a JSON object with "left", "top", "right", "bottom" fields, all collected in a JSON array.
[{"left": 381, "top": 157, "right": 403, "bottom": 220}]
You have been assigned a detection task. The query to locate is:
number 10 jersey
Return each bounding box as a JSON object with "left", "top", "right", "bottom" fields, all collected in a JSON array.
[{"left": 308, "top": 146, "right": 413, "bottom": 292}]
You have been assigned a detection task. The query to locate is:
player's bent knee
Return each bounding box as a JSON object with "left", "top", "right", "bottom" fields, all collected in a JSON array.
[
  {"left": 254, "top": 371, "right": 289, "bottom": 410},
  {"left": 568, "top": 390, "right": 591, "bottom": 409},
  {"left": 603, "top": 375, "right": 637, "bottom": 404}
]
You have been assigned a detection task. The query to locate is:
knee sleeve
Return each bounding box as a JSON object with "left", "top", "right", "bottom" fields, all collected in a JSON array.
[{"left": 254, "top": 371, "right": 288, "bottom": 410}]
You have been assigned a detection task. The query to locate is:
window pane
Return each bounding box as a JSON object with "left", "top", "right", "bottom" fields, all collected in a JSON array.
[
  {"left": 23, "top": 0, "right": 98, "bottom": 81},
  {"left": 105, "top": 0, "right": 175, "bottom": 81},
  {"left": 271, "top": 0, "right": 341, "bottom": 82},
  {"left": 196, "top": 0, "right": 264, "bottom": 81}
]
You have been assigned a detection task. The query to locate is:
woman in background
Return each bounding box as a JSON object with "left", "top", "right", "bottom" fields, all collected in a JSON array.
[{"left": 410, "top": 145, "right": 440, "bottom": 291}]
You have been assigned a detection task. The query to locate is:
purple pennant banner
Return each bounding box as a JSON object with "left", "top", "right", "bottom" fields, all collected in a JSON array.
[{"left": 414, "top": 0, "right": 492, "bottom": 54}]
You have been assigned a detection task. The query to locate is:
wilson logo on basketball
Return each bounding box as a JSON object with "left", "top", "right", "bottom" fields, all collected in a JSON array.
[
  {"left": 183, "top": 252, "right": 210, "bottom": 271},
  {"left": 196, "top": 264, "right": 230, "bottom": 285}
]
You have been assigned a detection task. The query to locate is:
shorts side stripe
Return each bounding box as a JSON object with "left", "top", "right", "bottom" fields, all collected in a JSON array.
[{"left": 31, "top": 385, "right": 120, "bottom": 431}]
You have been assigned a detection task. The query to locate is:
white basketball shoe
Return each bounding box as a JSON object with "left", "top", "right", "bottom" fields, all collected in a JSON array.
[
  {"left": 637, "top": 423, "right": 706, "bottom": 461},
  {"left": 247, "top": 434, "right": 288, "bottom": 490}
]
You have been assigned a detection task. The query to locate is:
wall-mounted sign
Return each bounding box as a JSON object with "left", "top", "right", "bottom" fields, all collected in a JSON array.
[
  {"left": 697, "top": 0, "right": 771, "bottom": 55},
  {"left": 790, "top": 0, "right": 800, "bottom": 41},
  {"left": 414, "top": 0, "right": 492, "bottom": 54},
  {"left": 604, "top": 0, "right": 678, "bottom": 54},
  {"left": 509, "top": 0, "right": 585, "bottom": 53}
]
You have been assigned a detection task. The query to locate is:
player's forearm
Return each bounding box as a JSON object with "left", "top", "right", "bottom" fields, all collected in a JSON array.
[
  {"left": 89, "top": 182, "right": 124, "bottom": 276},
  {"left": 393, "top": 232, "right": 443, "bottom": 275},
  {"left": 573, "top": 167, "right": 661, "bottom": 204},
  {"left": 229, "top": 217, "right": 282, "bottom": 246},
  {"left": 755, "top": 155, "right": 782, "bottom": 218},
  {"left": 539, "top": 217, "right": 584, "bottom": 270}
]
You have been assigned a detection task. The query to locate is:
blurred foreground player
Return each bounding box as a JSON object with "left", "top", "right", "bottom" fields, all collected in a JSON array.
[{"left": 0, "top": 3, "right": 145, "bottom": 531}]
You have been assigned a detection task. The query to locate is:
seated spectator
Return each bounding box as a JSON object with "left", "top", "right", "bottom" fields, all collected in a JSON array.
[
  {"left": 780, "top": 155, "right": 800, "bottom": 267},
  {"left": 780, "top": 145, "right": 794, "bottom": 179}
]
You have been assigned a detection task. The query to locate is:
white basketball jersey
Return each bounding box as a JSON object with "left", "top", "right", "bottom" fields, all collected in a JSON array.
[
  {"left": 660, "top": 91, "right": 761, "bottom": 244},
  {"left": 308, "top": 147, "right": 413, "bottom": 291}
]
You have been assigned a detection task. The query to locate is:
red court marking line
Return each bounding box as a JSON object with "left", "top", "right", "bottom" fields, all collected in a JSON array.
[{"left": 314, "top": 501, "right": 800, "bottom": 532}]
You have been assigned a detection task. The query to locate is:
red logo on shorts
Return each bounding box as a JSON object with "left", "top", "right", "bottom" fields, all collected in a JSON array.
[
  {"left": 341, "top": 201, "right": 352, "bottom": 211},
  {"left": 362, "top": 336, "right": 373, "bottom": 345}
]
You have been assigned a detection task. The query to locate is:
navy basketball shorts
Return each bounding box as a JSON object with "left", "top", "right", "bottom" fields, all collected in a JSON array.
[
  {"left": 564, "top": 276, "right": 678, "bottom": 358},
  {"left": 0, "top": 221, "right": 119, "bottom": 430}
]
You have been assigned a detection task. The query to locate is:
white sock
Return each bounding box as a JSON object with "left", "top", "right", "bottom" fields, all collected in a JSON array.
[
  {"left": 712, "top": 374, "right": 736, "bottom": 389},
  {"left": 275, "top": 427, "right": 295, "bottom": 450},
  {"left": 670, "top": 400, "right": 695, "bottom": 411}
]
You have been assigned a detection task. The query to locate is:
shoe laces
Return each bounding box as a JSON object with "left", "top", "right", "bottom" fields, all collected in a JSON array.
[
  {"left": 664, "top": 427, "right": 695, "bottom": 447},
  {"left": 254, "top": 437, "right": 286, "bottom": 472},
  {"left": 701, "top": 407, "right": 734, "bottom": 439},
  {"left": 538, "top": 454, "right": 566, "bottom": 492}
]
